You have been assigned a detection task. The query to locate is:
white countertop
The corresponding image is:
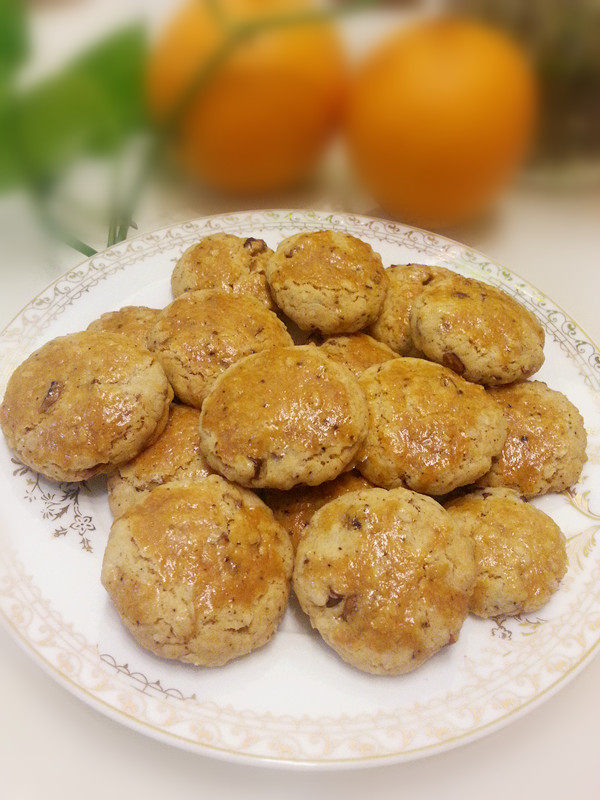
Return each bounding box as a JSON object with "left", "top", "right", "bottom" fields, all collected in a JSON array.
[{"left": 1, "top": 187, "right": 599, "bottom": 798}]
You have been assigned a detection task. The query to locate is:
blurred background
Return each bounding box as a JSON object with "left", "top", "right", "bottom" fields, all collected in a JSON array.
[{"left": 0, "top": 0, "right": 599, "bottom": 309}]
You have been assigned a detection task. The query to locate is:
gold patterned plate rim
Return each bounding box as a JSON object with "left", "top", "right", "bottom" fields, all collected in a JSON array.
[{"left": 0, "top": 209, "right": 599, "bottom": 770}]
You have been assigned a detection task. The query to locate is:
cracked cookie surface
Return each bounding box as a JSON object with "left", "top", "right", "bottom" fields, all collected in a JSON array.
[
  {"left": 199, "top": 346, "right": 369, "bottom": 490},
  {"left": 0, "top": 331, "right": 173, "bottom": 482},
  {"left": 477, "top": 380, "right": 587, "bottom": 497},
  {"left": 147, "top": 289, "right": 292, "bottom": 408},
  {"left": 87, "top": 305, "right": 160, "bottom": 349},
  {"left": 316, "top": 332, "right": 397, "bottom": 377},
  {"left": 108, "top": 404, "right": 212, "bottom": 517},
  {"left": 445, "top": 488, "right": 567, "bottom": 618},
  {"left": 410, "top": 273, "right": 545, "bottom": 385},
  {"left": 171, "top": 233, "right": 274, "bottom": 308},
  {"left": 266, "top": 230, "right": 388, "bottom": 334},
  {"left": 293, "top": 486, "right": 474, "bottom": 675},
  {"left": 357, "top": 358, "right": 507, "bottom": 495},
  {"left": 101, "top": 478, "right": 293, "bottom": 666}
]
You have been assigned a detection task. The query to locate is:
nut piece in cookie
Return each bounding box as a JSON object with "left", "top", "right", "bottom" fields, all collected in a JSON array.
[
  {"left": 199, "top": 345, "right": 369, "bottom": 490},
  {"left": 87, "top": 306, "right": 160, "bottom": 349},
  {"left": 108, "top": 404, "right": 212, "bottom": 517},
  {"left": 0, "top": 331, "right": 173, "bottom": 482},
  {"left": 446, "top": 487, "right": 567, "bottom": 618},
  {"left": 147, "top": 289, "right": 292, "bottom": 408},
  {"left": 293, "top": 487, "right": 474, "bottom": 675},
  {"left": 410, "top": 274, "right": 545, "bottom": 385},
  {"left": 261, "top": 471, "right": 372, "bottom": 551},
  {"left": 101, "top": 478, "right": 293, "bottom": 666},
  {"left": 477, "top": 380, "right": 587, "bottom": 498},
  {"left": 171, "top": 233, "right": 274, "bottom": 308},
  {"left": 317, "top": 333, "right": 397, "bottom": 377},
  {"left": 357, "top": 357, "right": 507, "bottom": 495},
  {"left": 266, "top": 230, "right": 388, "bottom": 334},
  {"left": 368, "top": 263, "right": 453, "bottom": 355}
]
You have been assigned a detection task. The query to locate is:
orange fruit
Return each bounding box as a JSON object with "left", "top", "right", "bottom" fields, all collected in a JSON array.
[
  {"left": 345, "top": 18, "right": 538, "bottom": 228},
  {"left": 148, "top": 0, "right": 347, "bottom": 194}
]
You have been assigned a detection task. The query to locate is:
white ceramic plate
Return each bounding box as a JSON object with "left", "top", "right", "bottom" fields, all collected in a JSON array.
[{"left": 1, "top": 209, "right": 599, "bottom": 769}]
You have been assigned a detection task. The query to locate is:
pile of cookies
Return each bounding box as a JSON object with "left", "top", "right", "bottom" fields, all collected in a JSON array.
[{"left": 0, "top": 230, "right": 587, "bottom": 675}]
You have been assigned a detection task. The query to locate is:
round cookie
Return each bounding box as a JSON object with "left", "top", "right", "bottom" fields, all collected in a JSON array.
[
  {"left": 266, "top": 230, "right": 388, "bottom": 334},
  {"left": 445, "top": 488, "right": 567, "bottom": 618},
  {"left": 293, "top": 487, "right": 474, "bottom": 675},
  {"left": 368, "top": 263, "right": 452, "bottom": 355},
  {"left": 199, "top": 346, "right": 369, "bottom": 490},
  {"left": 410, "top": 274, "right": 545, "bottom": 385},
  {"left": 317, "top": 333, "right": 397, "bottom": 377},
  {"left": 171, "top": 233, "right": 274, "bottom": 307},
  {"left": 261, "top": 471, "right": 372, "bottom": 551},
  {"left": 477, "top": 380, "right": 587, "bottom": 498},
  {"left": 357, "top": 358, "right": 507, "bottom": 495},
  {"left": 101, "top": 478, "right": 293, "bottom": 666},
  {"left": 107, "top": 404, "right": 213, "bottom": 517},
  {"left": 147, "top": 289, "right": 292, "bottom": 408},
  {"left": 87, "top": 306, "right": 160, "bottom": 349},
  {"left": 0, "top": 332, "right": 173, "bottom": 482}
]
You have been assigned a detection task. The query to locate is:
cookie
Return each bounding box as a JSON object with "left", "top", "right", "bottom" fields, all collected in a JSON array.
[
  {"left": 293, "top": 487, "right": 474, "bottom": 675},
  {"left": 86, "top": 306, "right": 160, "bottom": 349},
  {"left": 171, "top": 233, "right": 274, "bottom": 308},
  {"left": 107, "top": 404, "right": 212, "bottom": 517},
  {"left": 368, "top": 263, "right": 452, "bottom": 355},
  {"left": 0, "top": 332, "right": 173, "bottom": 482},
  {"left": 101, "top": 478, "right": 293, "bottom": 666},
  {"left": 147, "top": 289, "right": 293, "bottom": 408},
  {"left": 357, "top": 358, "right": 507, "bottom": 495},
  {"left": 410, "top": 274, "right": 545, "bottom": 385},
  {"left": 445, "top": 488, "right": 567, "bottom": 617},
  {"left": 199, "top": 346, "right": 369, "bottom": 490},
  {"left": 261, "top": 471, "right": 372, "bottom": 551},
  {"left": 317, "top": 333, "right": 397, "bottom": 377},
  {"left": 265, "top": 230, "right": 388, "bottom": 334},
  {"left": 477, "top": 380, "right": 587, "bottom": 498}
]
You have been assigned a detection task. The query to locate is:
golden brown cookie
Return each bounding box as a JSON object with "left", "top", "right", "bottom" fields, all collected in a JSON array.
[
  {"left": 0, "top": 332, "right": 173, "bottom": 482},
  {"left": 171, "top": 233, "right": 274, "bottom": 307},
  {"left": 199, "top": 346, "right": 369, "bottom": 490},
  {"left": 107, "top": 404, "right": 213, "bottom": 517},
  {"left": 357, "top": 358, "right": 507, "bottom": 494},
  {"left": 147, "top": 289, "right": 293, "bottom": 408},
  {"left": 86, "top": 306, "right": 160, "bottom": 349},
  {"left": 445, "top": 487, "right": 567, "bottom": 617},
  {"left": 293, "top": 487, "right": 474, "bottom": 675},
  {"left": 266, "top": 230, "right": 388, "bottom": 334},
  {"left": 477, "top": 380, "right": 587, "bottom": 497},
  {"left": 317, "top": 333, "right": 397, "bottom": 377},
  {"left": 368, "top": 263, "right": 452, "bottom": 355},
  {"left": 261, "top": 471, "right": 372, "bottom": 551},
  {"left": 101, "top": 478, "right": 293, "bottom": 666},
  {"left": 410, "top": 274, "right": 545, "bottom": 385}
]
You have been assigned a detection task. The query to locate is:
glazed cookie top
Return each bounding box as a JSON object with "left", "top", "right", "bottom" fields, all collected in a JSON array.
[
  {"left": 266, "top": 230, "right": 388, "bottom": 334},
  {"left": 101, "top": 478, "right": 293, "bottom": 653},
  {"left": 0, "top": 331, "right": 173, "bottom": 482},
  {"left": 410, "top": 274, "right": 545, "bottom": 385},
  {"left": 171, "top": 233, "right": 274, "bottom": 308},
  {"left": 317, "top": 333, "right": 398, "bottom": 377},
  {"left": 147, "top": 289, "right": 293, "bottom": 407},
  {"left": 445, "top": 488, "right": 567, "bottom": 618},
  {"left": 357, "top": 358, "right": 507, "bottom": 495},
  {"left": 261, "top": 471, "right": 372, "bottom": 550},
  {"left": 199, "top": 346, "right": 369, "bottom": 490},
  {"left": 107, "top": 404, "right": 212, "bottom": 517},
  {"left": 86, "top": 306, "right": 160, "bottom": 349},
  {"left": 293, "top": 487, "right": 474, "bottom": 674},
  {"left": 368, "top": 263, "right": 452, "bottom": 355},
  {"left": 477, "top": 380, "right": 587, "bottom": 497}
]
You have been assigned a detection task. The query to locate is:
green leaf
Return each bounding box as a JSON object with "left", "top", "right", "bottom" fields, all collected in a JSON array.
[{"left": 0, "top": 0, "right": 27, "bottom": 84}]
